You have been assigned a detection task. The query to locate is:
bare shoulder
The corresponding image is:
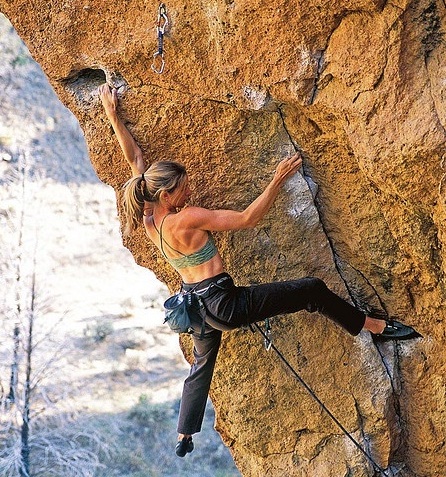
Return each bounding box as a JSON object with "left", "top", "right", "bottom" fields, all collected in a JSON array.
[
  {"left": 177, "top": 205, "right": 211, "bottom": 219},
  {"left": 176, "top": 206, "right": 213, "bottom": 228}
]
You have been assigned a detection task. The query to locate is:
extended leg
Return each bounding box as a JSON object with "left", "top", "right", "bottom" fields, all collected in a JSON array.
[
  {"left": 243, "top": 277, "right": 366, "bottom": 335},
  {"left": 241, "top": 277, "right": 420, "bottom": 340}
]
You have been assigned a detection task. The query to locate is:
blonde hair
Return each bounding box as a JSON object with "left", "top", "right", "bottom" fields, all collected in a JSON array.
[{"left": 122, "top": 161, "right": 187, "bottom": 235}]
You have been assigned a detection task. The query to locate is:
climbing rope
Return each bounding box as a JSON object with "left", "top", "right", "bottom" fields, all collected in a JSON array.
[
  {"left": 151, "top": 3, "right": 169, "bottom": 74},
  {"left": 252, "top": 322, "right": 391, "bottom": 477}
]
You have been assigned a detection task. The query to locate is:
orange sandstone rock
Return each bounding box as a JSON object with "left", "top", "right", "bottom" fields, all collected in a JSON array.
[{"left": 1, "top": 1, "right": 444, "bottom": 475}]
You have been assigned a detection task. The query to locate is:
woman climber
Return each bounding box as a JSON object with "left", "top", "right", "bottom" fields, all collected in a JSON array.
[{"left": 98, "top": 84, "right": 420, "bottom": 458}]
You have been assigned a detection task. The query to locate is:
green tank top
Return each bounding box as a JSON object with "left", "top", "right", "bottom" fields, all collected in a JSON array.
[{"left": 154, "top": 214, "right": 218, "bottom": 270}]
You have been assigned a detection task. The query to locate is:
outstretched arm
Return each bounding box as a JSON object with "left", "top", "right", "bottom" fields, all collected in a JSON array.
[
  {"left": 98, "top": 84, "right": 146, "bottom": 176},
  {"left": 182, "top": 153, "right": 303, "bottom": 231}
]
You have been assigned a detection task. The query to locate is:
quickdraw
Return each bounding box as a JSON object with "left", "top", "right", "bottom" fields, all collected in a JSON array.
[
  {"left": 151, "top": 3, "right": 169, "bottom": 74},
  {"left": 263, "top": 318, "right": 273, "bottom": 351}
]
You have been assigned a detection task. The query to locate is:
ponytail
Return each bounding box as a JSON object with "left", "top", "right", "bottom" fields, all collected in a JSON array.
[{"left": 121, "top": 161, "right": 187, "bottom": 236}]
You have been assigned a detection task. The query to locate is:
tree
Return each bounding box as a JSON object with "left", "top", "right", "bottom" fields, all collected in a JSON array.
[{"left": 0, "top": 155, "right": 108, "bottom": 477}]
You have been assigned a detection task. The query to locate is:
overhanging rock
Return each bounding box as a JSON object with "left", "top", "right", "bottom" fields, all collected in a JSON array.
[{"left": 1, "top": 1, "right": 445, "bottom": 475}]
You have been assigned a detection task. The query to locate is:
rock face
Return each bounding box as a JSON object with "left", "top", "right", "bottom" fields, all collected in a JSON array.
[{"left": 1, "top": 1, "right": 445, "bottom": 475}]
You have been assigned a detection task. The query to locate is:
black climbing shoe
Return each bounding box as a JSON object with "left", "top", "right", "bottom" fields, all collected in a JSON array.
[
  {"left": 175, "top": 436, "right": 194, "bottom": 457},
  {"left": 372, "top": 320, "right": 422, "bottom": 342}
]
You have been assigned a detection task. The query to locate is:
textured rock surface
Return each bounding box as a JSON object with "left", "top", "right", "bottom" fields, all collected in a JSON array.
[{"left": 1, "top": 0, "right": 445, "bottom": 475}]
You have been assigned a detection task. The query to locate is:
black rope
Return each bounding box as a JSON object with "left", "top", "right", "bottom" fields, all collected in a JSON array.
[{"left": 252, "top": 322, "right": 390, "bottom": 477}]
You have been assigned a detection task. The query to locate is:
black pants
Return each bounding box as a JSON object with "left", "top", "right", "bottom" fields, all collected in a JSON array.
[{"left": 177, "top": 273, "right": 366, "bottom": 435}]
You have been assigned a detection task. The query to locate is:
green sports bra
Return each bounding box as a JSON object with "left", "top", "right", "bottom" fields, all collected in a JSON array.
[{"left": 153, "top": 214, "right": 218, "bottom": 270}]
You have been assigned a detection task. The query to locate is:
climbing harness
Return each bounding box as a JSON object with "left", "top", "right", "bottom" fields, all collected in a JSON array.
[
  {"left": 151, "top": 3, "right": 169, "bottom": 74},
  {"left": 252, "top": 322, "right": 391, "bottom": 477}
]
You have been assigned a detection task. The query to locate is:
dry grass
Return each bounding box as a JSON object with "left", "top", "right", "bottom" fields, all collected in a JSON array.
[
  {"left": 0, "top": 168, "right": 240, "bottom": 477},
  {"left": 0, "top": 12, "right": 240, "bottom": 476}
]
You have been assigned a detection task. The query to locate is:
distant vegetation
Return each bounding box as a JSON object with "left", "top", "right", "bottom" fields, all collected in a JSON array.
[{"left": 0, "top": 12, "right": 240, "bottom": 477}]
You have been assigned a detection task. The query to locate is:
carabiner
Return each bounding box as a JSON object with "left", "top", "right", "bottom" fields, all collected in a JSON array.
[
  {"left": 157, "top": 3, "right": 168, "bottom": 34},
  {"left": 264, "top": 318, "right": 273, "bottom": 351},
  {"left": 151, "top": 51, "right": 165, "bottom": 74}
]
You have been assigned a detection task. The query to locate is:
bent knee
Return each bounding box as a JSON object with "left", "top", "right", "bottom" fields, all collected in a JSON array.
[
  {"left": 304, "top": 277, "right": 328, "bottom": 293},
  {"left": 302, "top": 277, "right": 329, "bottom": 314}
]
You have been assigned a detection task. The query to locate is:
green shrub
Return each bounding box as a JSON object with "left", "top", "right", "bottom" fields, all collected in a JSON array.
[{"left": 128, "top": 395, "right": 172, "bottom": 432}]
